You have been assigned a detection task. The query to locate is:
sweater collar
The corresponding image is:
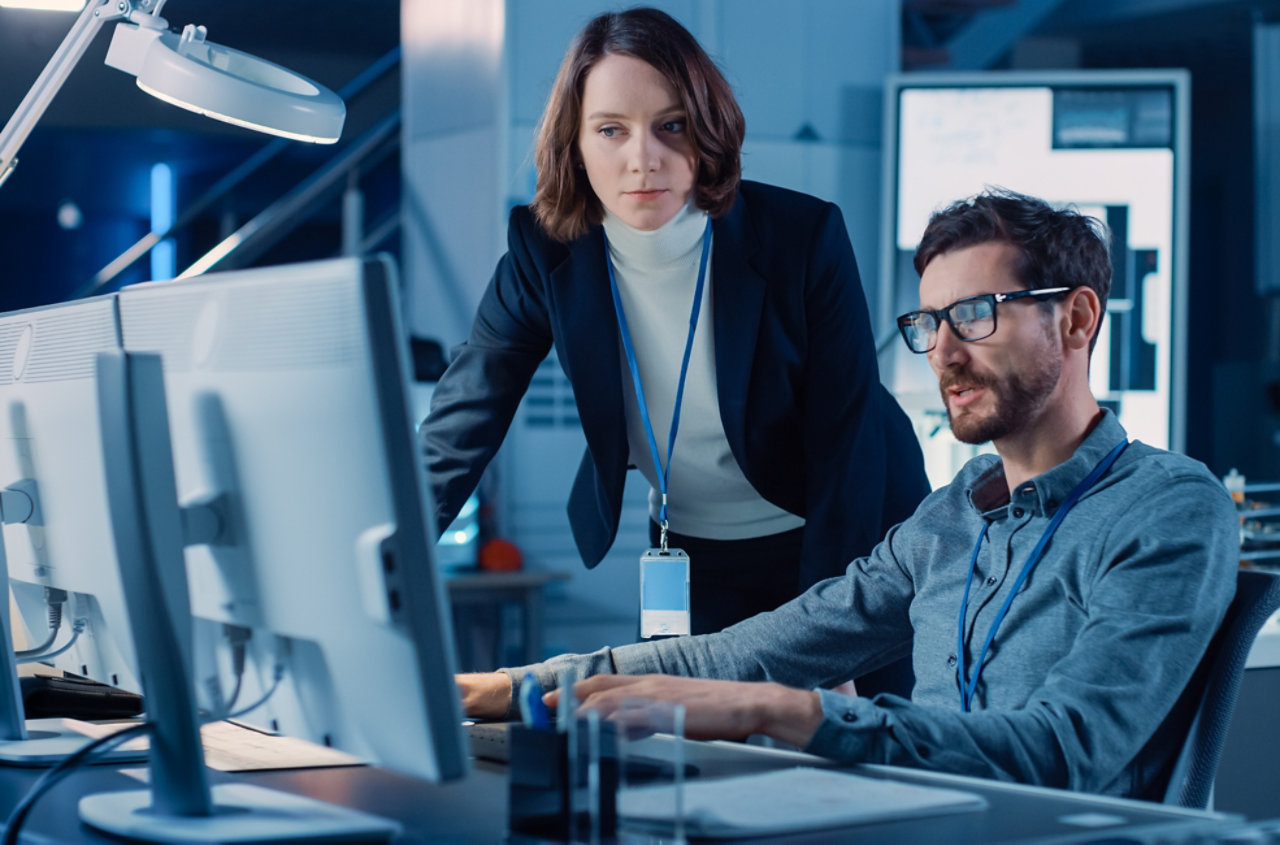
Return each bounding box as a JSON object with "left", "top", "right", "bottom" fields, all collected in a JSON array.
[
  {"left": 967, "top": 409, "right": 1128, "bottom": 517},
  {"left": 602, "top": 202, "right": 708, "bottom": 271}
]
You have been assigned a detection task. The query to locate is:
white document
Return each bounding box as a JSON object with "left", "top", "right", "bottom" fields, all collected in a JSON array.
[
  {"left": 68, "top": 719, "right": 365, "bottom": 772},
  {"left": 619, "top": 766, "right": 987, "bottom": 838}
]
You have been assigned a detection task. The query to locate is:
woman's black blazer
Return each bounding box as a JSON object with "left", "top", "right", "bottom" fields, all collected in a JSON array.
[{"left": 422, "top": 180, "right": 930, "bottom": 591}]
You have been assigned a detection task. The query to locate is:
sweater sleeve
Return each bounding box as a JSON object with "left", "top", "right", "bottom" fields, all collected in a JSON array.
[
  {"left": 499, "top": 518, "right": 921, "bottom": 719},
  {"left": 802, "top": 476, "right": 1238, "bottom": 796}
]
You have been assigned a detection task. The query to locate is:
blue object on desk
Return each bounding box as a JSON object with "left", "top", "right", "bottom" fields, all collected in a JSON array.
[{"left": 520, "top": 674, "right": 552, "bottom": 731}]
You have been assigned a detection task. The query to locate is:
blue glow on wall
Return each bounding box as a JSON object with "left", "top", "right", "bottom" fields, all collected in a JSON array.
[{"left": 150, "top": 162, "right": 175, "bottom": 281}]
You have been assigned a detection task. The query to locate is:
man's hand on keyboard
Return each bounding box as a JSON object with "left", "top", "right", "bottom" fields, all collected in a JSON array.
[{"left": 551, "top": 674, "right": 825, "bottom": 748}]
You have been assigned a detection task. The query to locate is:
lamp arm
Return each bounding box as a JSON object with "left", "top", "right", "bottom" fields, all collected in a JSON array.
[{"left": 0, "top": 0, "right": 136, "bottom": 188}]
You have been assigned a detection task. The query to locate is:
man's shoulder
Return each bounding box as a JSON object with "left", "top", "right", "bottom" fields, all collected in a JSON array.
[
  {"left": 1107, "top": 441, "right": 1236, "bottom": 523},
  {"left": 1122, "top": 440, "right": 1222, "bottom": 486}
]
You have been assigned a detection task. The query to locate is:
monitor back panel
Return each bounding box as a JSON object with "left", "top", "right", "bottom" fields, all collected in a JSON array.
[
  {"left": 0, "top": 296, "right": 139, "bottom": 691},
  {"left": 118, "top": 257, "right": 465, "bottom": 781}
]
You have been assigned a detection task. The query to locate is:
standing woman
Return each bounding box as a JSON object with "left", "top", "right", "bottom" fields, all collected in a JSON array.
[{"left": 422, "top": 8, "right": 929, "bottom": 640}]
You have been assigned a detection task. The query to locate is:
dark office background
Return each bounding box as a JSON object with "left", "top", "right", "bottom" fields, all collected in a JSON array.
[{"left": 0, "top": 0, "right": 1277, "bottom": 480}]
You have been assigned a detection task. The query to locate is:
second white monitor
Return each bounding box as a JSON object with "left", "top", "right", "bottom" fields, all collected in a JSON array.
[{"left": 117, "top": 256, "right": 467, "bottom": 783}]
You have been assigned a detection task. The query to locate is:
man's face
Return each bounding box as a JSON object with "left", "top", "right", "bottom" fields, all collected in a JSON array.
[{"left": 919, "top": 241, "right": 1063, "bottom": 445}]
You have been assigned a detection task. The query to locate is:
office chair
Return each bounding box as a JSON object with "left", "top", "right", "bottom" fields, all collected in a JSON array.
[{"left": 1160, "top": 568, "right": 1280, "bottom": 808}]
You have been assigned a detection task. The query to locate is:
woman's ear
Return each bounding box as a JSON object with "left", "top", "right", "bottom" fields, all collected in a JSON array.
[{"left": 1062, "top": 286, "right": 1102, "bottom": 352}]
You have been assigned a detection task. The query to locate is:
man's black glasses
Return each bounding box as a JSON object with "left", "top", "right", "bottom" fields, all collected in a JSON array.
[{"left": 896, "top": 287, "right": 1074, "bottom": 354}]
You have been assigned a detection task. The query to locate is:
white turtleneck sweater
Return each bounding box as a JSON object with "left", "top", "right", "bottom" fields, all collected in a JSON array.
[{"left": 603, "top": 204, "right": 805, "bottom": 540}]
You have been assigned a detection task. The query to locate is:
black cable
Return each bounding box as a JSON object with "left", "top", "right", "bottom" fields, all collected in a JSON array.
[
  {"left": 222, "top": 666, "right": 244, "bottom": 715},
  {"left": 222, "top": 631, "right": 249, "bottom": 713},
  {"left": 12, "top": 626, "right": 57, "bottom": 659},
  {"left": 1, "top": 721, "right": 152, "bottom": 845},
  {"left": 16, "top": 619, "right": 85, "bottom": 665},
  {"left": 13, "top": 589, "right": 66, "bottom": 659}
]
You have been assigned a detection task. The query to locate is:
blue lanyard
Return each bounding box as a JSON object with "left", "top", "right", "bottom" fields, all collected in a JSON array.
[
  {"left": 956, "top": 438, "right": 1128, "bottom": 712},
  {"left": 604, "top": 217, "right": 712, "bottom": 551}
]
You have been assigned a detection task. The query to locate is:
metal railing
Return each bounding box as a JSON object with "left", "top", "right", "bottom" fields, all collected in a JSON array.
[
  {"left": 179, "top": 110, "right": 400, "bottom": 277},
  {"left": 76, "top": 46, "right": 401, "bottom": 299}
]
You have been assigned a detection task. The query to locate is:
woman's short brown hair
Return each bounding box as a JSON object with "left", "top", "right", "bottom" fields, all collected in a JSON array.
[{"left": 530, "top": 7, "right": 745, "bottom": 243}]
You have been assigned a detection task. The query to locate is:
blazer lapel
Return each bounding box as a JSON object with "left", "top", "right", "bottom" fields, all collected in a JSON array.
[{"left": 711, "top": 196, "right": 767, "bottom": 455}]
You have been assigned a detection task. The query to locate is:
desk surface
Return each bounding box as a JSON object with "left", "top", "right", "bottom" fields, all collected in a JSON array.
[{"left": 0, "top": 733, "right": 1244, "bottom": 844}]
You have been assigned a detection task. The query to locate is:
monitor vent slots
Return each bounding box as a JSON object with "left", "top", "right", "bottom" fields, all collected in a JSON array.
[
  {"left": 0, "top": 307, "right": 117, "bottom": 385},
  {"left": 122, "top": 276, "right": 361, "bottom": 372}
]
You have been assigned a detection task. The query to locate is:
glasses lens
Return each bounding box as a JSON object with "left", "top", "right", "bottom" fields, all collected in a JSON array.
[
  {"left": 900, "top": 313, "right": 936, "bottom": 353},
  {"left": 949, "top": 297, "right": 995, "bottom": 340}
]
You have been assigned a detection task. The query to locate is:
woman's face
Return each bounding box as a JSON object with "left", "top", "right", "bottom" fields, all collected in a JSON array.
[{"left": 577, "top": 53, "right": 697, "bottom": 231}]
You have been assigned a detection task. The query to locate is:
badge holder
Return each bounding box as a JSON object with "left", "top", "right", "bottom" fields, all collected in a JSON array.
[
  {"left": 640, "top": 517, "right": 691, "bottom": 639},
  {"left": 640, "top": 543, "right": 690, "bottom": 639}
]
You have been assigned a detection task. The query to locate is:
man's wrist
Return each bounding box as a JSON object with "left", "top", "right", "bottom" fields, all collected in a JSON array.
[
  {"left": 459, "top": 671, "right": 513, "bottom": 720},
  {"left": 757, "top": 685, "right": 824, "bottom": 748}
]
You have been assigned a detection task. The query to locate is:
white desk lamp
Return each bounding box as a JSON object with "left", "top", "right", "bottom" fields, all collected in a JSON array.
[{"left": 0, "top": 0, "right": 346, "bottom": 190}]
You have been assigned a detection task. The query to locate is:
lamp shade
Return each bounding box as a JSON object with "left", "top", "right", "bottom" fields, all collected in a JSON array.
[{"left": 107, "top": 22, "right": 345, "bottom": 144}]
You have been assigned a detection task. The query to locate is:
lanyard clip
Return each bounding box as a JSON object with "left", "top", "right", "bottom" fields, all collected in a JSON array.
[{"left": 659, "top": 519, "right": 669, "bottom": 552}]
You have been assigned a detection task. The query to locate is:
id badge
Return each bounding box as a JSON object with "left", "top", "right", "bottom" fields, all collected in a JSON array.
[{"left": 640, "top": 548, "right": 691, "bottom": 638}]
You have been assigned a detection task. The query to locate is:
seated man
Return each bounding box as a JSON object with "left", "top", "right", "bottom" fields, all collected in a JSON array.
[{"left": 458, "top": 188, "right": 1238, "bottom": 799}]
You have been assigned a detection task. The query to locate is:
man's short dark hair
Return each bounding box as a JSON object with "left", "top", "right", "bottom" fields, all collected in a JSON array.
[
  {"left": 530, "top": 7, "right": 745, "bottom": 243},
  {"left": 914, "top": 188, "right": 1112, "bottom": 352}
]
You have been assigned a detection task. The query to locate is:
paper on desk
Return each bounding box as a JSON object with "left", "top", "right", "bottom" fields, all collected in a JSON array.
[
  {"left": 619, "top": 766, "right": 987, "bottom": 838},
  {"left": 66, "top": 719, "right": 366, "bottom": 772}
]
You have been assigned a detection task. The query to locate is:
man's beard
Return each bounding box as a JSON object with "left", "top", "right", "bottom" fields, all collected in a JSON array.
[{"left": 941, "top": 350, "right": 1062, "bottom": 445}]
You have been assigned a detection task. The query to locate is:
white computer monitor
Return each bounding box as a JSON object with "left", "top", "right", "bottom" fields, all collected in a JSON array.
[
  {"left": 79, "top": 256, "right": 468, "bottom": 842},
  {"left": 0, "top": 294, "right": 145, "bottom": 764},
  {"left": 880, "top": 71, "right": 1190, "bottom": 484}
]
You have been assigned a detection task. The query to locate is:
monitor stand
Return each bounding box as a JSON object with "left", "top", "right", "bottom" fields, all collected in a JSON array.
[{"left": 81, "top": 350, "right": 399, "bottom": 843}]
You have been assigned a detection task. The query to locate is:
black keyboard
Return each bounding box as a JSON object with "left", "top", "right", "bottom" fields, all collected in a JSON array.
[{"left": 21, "top": 674, "right": 143, "bottom": 720}]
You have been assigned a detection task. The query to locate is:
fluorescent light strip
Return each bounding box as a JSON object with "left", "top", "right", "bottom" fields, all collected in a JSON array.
[{"left": 138, "top": 80, "right": 341, "bottom": 144}]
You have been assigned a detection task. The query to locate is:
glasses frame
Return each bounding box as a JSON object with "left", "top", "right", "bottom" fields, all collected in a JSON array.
[{"left": 897, "top": 286, "right": 1075, "bottom": 354}]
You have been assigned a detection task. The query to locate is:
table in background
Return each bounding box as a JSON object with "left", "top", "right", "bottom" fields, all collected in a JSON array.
[{"left": 446, "top": 570, "right": 570, "bottom": 671}]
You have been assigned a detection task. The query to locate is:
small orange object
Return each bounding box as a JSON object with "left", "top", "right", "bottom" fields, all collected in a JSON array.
[{"left": 478, "top": 538, "right": 522, "bottom": 572}]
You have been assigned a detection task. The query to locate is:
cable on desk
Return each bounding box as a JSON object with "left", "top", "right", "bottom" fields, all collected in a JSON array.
[
  {"left": 15, "top": 618, "right": 86, "bottom": 665},
  {"left": 1, "top": 721, "right": 152, "bottom": 845}
]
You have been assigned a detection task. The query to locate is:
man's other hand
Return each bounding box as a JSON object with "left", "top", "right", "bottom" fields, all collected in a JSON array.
[{"left": 548, "top": 674, "right": 823, "bottom": 748}]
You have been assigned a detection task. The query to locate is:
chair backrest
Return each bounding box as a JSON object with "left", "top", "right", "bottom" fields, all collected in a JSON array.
[{"left": 1161, "top": 568, "right": 1280, "bottom": 808}]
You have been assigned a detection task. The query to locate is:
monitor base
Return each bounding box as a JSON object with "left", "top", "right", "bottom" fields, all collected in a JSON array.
[
  {"left": 80, "top": 783, "right": 399, "bottom": 843},
  {"left": 0, "top": 718, "right": 147, "bottom": 767}
]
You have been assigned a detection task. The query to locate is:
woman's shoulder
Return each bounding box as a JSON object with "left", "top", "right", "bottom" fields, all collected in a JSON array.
[
  {"left": 730, "top": 181, "right": 845, "bottom": 250},
  {"left": 737, "top": 180, "right": 836, "bottom": 218},
  {"left": 505, "top": 203, "right": 579, "bottom": 265}
]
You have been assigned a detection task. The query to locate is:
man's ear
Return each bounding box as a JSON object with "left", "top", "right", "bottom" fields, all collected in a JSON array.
[{"left": 1062, "top": 287, "right": 1102, "bottom": 351}]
